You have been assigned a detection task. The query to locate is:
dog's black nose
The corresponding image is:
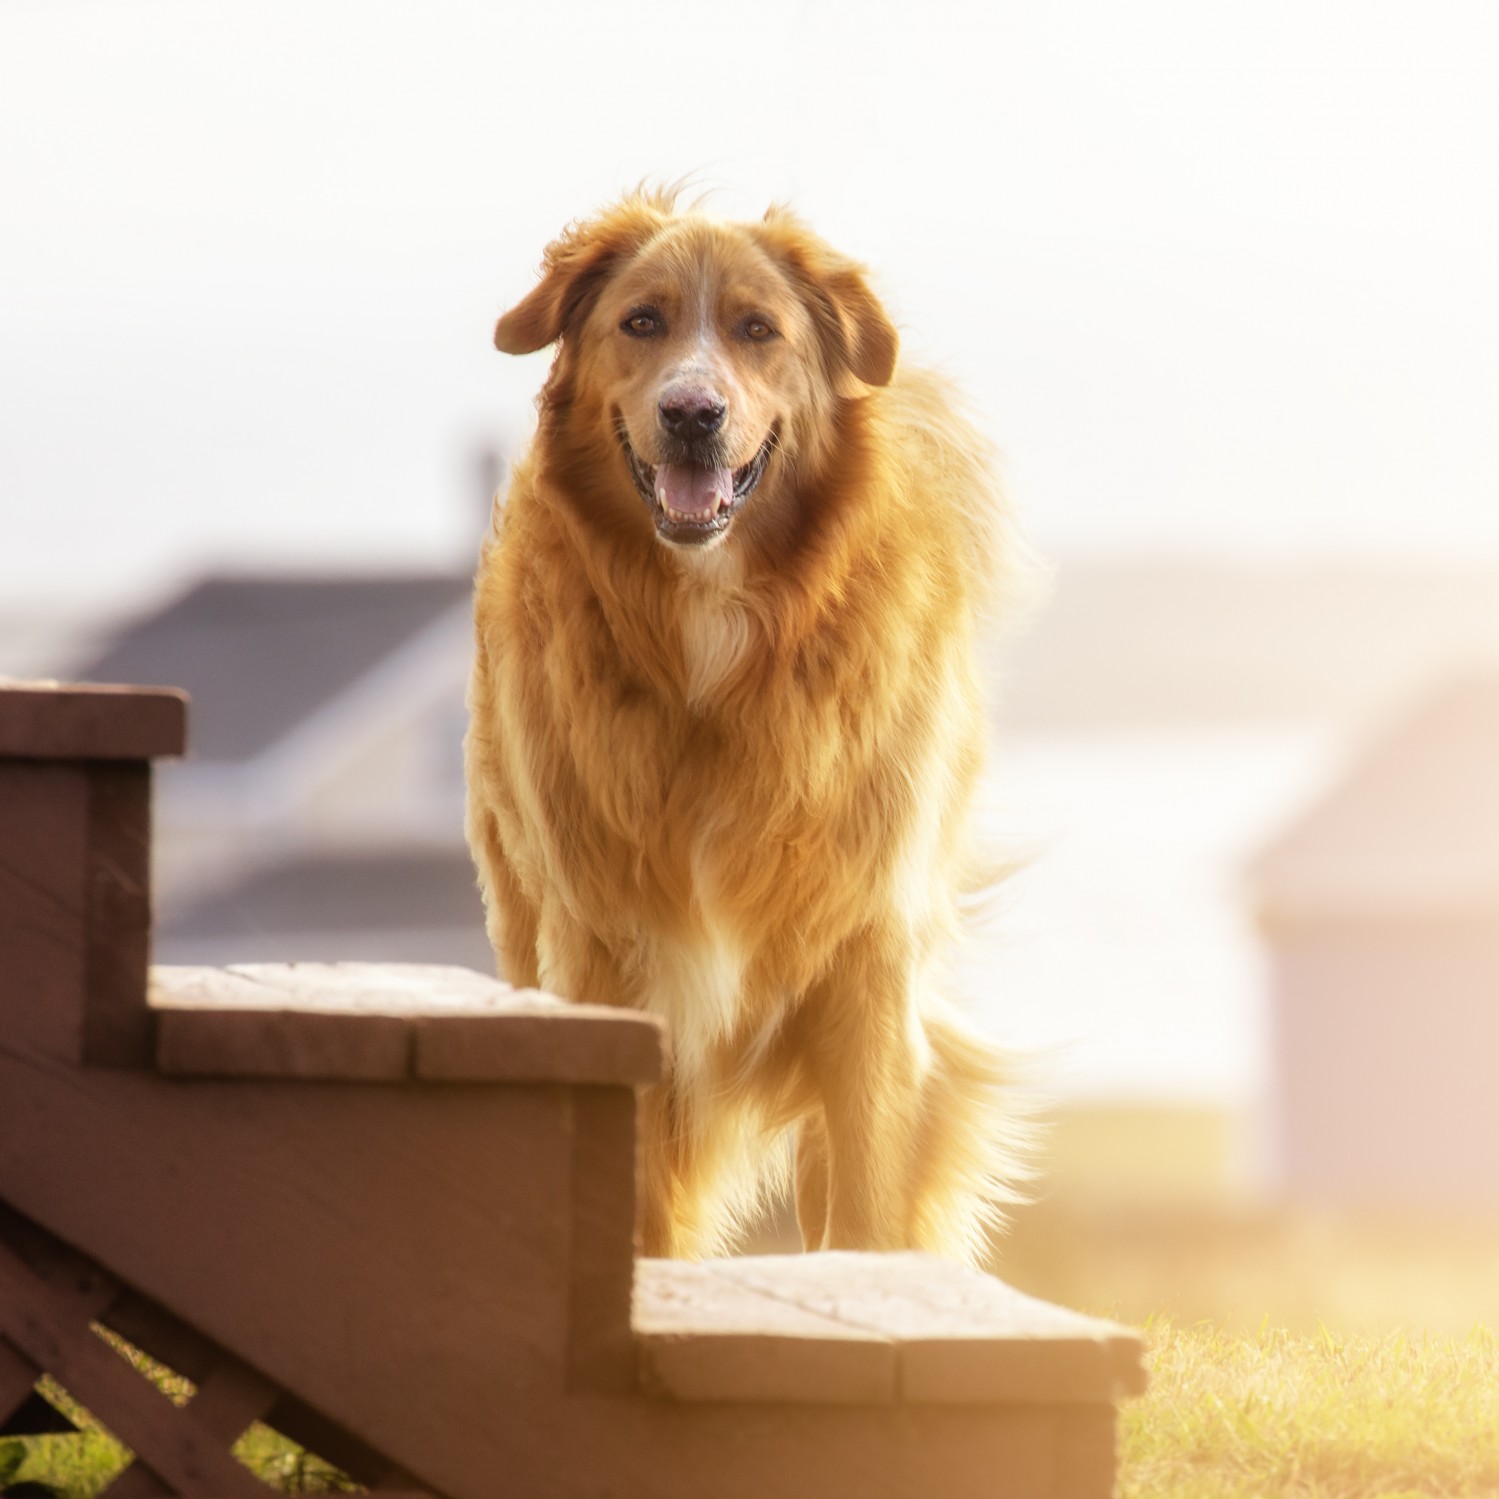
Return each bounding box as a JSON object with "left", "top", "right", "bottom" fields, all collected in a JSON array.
[{"left": 658, "top": 391, "right": 727, "bottom": 438}]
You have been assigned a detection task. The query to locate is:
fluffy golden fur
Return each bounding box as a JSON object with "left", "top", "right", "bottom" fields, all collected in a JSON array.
[{"left": 465, "top": 191, "right": 1031, "bottom": 1262}]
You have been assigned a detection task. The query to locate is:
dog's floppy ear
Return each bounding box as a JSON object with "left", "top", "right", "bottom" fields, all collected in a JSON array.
[
  {"left": 757, "top": 208, "right": 899, "bottom": 388},
  {"left": 495, "top": 198, "right": 670, "bottom": 355},
  {"left": 814, "top": 263, "right": 899, "bottom": 387}
]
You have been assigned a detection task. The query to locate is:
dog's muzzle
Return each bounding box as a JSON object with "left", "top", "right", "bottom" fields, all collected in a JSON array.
[{"left": 623, "top": 434, "right": 774, "bottom": 547}]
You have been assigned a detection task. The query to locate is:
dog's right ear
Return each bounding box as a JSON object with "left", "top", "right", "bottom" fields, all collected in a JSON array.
[
  {"left": 755, "top": 208, "right": 899, "bottom": 389},
  {"left": 495, "top": 199, "right": 668, "bottom": 355}
]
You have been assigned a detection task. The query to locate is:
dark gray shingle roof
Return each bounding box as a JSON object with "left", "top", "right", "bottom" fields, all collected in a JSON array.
[{"left": 73, "top": 573, "right": 470, "bottom": 764}]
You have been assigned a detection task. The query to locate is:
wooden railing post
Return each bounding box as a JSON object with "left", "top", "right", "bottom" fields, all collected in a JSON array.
[{"left": 0, "top": 682, "right": 186, "bottom": 1067}]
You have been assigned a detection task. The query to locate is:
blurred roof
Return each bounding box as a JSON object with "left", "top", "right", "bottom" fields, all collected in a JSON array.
[
  {"left": 32, "top": 558, "right": 1499, "bottom": 754},
  {"left": 72, "top": 573, "right": 470, "bottom": 764},
  {"left": 158, "top": 846, "right": 485, "bottom": 941},
  {"left": 998, "top": 562, "right": 1499, "bottom": 732},
  {"left": 1250, "top": 676, "right": 1499, "bottom": 923}
]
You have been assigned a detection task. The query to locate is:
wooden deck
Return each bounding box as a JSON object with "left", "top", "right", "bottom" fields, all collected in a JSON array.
[{"left": 0, "top": 682, "right": 1145, "bottom": 1497}]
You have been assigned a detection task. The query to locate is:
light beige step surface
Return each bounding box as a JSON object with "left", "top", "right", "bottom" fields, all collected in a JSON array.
[
  {"left": 635, "top": 1252, "right": 1147, "bottom": 1405},
  {"left": 149, "top": 962, "right": 664, "bottom": 1085}
]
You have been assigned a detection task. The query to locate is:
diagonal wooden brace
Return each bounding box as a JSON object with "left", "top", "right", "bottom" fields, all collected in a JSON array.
[{"left": 0, "top": 1236, "right": 273, "bottom": 1499}]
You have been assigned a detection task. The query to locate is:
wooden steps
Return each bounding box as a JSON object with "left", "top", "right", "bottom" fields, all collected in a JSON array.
[
  {"left": 635, "top": 1254, "right": 1144, "bottom": 1406},
  {"left": 0, "top": 681, "right": 1147, "bottom": 1497}
]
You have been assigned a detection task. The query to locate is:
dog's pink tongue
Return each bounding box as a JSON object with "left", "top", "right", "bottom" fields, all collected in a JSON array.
[{"left": 656, "top": 463, "right": 732, "bottom": 520}]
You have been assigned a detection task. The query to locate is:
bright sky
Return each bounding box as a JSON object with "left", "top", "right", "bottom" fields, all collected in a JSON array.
[{"left": 3, "top": 0, "right": 1497, "bottom": 612}]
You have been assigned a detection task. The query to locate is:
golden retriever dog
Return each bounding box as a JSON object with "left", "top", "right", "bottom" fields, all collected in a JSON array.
[{"left": 465, "top": 190, "right": 1030, "bottom": 1263}]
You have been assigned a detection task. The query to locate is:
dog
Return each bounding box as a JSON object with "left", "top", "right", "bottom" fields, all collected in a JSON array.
[{"left": 465, "top": 190, "right": 1031, "bottom": 1263}]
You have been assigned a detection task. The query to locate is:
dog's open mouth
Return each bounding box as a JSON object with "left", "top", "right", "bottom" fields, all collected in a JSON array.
[{"left": 623, "top": 434, "right": 773, "bottom": 546}]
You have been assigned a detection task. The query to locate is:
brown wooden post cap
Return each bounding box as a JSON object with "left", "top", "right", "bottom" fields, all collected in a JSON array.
[{"left": 0, "top": 681, "right": 188, "bottom": 760}]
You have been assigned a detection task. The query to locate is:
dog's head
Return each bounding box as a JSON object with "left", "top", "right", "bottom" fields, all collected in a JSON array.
[{"left": 495, "top": 193, "right": 898, "bottom": 552}]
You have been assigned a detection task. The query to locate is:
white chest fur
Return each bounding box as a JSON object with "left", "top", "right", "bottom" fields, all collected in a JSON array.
[{"left": 674, "top": 547, "right": 751, "bottom": 707}]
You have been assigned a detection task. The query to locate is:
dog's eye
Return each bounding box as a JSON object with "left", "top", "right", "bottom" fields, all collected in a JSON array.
[
  {"left": 743, "top": 318, "right": 777, "bottom": 342},
  {"left": 622, "top": 309, "right": 661, "bottom": 337}
]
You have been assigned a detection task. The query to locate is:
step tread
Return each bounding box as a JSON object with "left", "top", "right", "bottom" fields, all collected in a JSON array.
[
  {"left": 150, "top": 962, "right": 663, "bottom": 1085},
  {"left": 634, "top": 1254, "right": 1146, "bottom": 1406}
]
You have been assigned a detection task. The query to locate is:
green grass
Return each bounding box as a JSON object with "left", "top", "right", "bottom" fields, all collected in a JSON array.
[
  {"left": 1121, "top": 1319, "right": 1499, "bottom": 1499},
  {"left": 0, "top": 1337, "right": 357, "bottom": 1497},
  {"left": 0, "top": 1423, "right": 354, "bottom": 1497},
  {"left": 994, "top": 1189, "right": 1499, "bottom": 1498}
]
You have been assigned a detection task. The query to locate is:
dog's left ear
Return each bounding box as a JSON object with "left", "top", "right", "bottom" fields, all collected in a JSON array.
[
  {"left": 757, "top": 210, "right": 899, "bottom": 388},
  {"left": 815, "top": 263, "right": 899, "bottom": 387},
  {"left": 495, "top": 198, "right": 668, "bottom": 355}
]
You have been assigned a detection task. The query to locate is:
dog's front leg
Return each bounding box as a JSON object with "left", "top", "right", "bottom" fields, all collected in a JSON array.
[
  {"left": 636, "top": 1084, "right": 715, "bottom": 1259},
  {"left": 533, "top": 904, "right": 695, "bottom": 1259},
  {"left": 801, "top": 923, "right": 926, "bottom": 1251},
  {"left": 468, "top": 805, "right": 541, "bottom": 989}
]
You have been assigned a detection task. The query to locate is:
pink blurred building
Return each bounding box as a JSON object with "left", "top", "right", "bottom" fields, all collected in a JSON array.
[{"left": 1251, "top": 677, "right": 1499, "bottom": 1210}]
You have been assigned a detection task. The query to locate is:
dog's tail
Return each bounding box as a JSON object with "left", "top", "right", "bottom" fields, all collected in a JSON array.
[{"left": 910, "top": 999, "right": 1041, "bottom": 1266}]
